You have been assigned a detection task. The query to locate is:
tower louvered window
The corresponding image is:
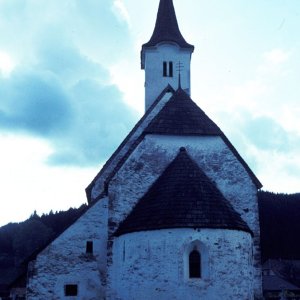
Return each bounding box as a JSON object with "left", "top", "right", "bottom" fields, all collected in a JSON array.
[{"left": 189, "top": 250, "right": 201, "bottom": 278}]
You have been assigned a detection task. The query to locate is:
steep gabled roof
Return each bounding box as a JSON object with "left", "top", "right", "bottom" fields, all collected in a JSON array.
[
  {"left": 142, "top": 0, "right": 194, "bottom": 50},
  {"left": 145, "top": 88, "right": 221, "bottom": 135},
  {"left": 144, "top": 88, "right": 262, "bottom": 189},
  {"left": 115, "top": 148, "right": 252, "bottom": 236}
]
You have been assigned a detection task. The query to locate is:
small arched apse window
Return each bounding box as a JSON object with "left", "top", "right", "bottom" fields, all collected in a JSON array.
[
  {"left": 189, "top": 249, "right": 201, "bottom": 278},
  {"left": 184, "top": 240, "right": 208, "bottom": 280}
]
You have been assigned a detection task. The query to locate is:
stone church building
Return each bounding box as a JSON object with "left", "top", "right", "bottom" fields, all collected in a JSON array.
[{"left": 26, "top": 0, "right": 263, "bottom": 299}]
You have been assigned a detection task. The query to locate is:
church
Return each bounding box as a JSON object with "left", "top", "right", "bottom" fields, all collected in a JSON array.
[{"left": 25, "top": 0, "right": 263, "bottom": 299}]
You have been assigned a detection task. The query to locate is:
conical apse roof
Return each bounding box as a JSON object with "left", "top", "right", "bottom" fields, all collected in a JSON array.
[{"left": 115, "top": 148, "right": 251, "bottom": 236}]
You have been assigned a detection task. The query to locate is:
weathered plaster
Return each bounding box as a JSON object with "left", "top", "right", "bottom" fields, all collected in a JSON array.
[
  {"left": 27, "top": 198, "right": 108, "bottom": 300},
  {"left": 144, "top": 43, "right": 192, "bottom": 110},
  {"left": 110, "top": 229, "right": 253, "bottom": 300},
  {"left": 90, "top": 91, "right": 173, "bottom": 201},
  {"left": 107, "top": 134, "right": 262, "bottom": 298}
]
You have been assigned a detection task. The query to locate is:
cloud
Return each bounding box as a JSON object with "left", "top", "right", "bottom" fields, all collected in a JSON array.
[
  {"left": 113, "top": 0, "right": 131, "bottom": 26},
  {"left": 264, "top": 49, "right": 290, "bottom": 65},
  {"left": 0, "top": 71, "right": 72, "bottom": 136},
  {"left": 243, "top": 116, "right": 290, "bottom": 152},
  {"left": 0, "top": 0, "right": 139, "bottom": 167},
  {"left": 47, "top": 79, "right": 137, "bottom": 166},
  {"left": 0, "top": 51, "right": 15, "bottom": 76}
]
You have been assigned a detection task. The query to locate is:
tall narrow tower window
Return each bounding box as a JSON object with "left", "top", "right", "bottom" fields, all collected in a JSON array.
[
  {"left": 169, "top": 61, "right": 173, "bottom": 77},
  {"left": 163, "top": 61, "right": 168, "bottom": 77},
  {"left": 189, "top": 249, "right": 201, "bottom": 278},
  {"left": 163, "top": 61, "right": 173, "bottom": 77}
]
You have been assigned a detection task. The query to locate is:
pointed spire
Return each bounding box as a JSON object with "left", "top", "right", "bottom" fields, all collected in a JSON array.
[{"left": 143, "top": 0, "right": 194, "bottom": 50}]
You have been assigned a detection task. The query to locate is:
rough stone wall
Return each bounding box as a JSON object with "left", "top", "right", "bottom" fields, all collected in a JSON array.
[
  {"left": 107, "top": 134, "right": 262, "bottom": 299},
  {"left": 90, "top": 91, "right": 173, "bottom": 201},
  {"left": 144, "top": 43, "right": 192, "bottom": 110},
  {"left": 110, "top": 229, "right": 253, "bottom": 300},
  {"left": 27, "top": 198, "right": 108, "bottom": 300}
]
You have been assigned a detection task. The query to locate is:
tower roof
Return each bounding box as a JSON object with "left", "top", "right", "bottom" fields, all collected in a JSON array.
[
  {"left": 115, "top": 148, "right": 252, "bottom": 236},
  {"left": 142, "top": 0, "right": 194, "bottom": 50}
]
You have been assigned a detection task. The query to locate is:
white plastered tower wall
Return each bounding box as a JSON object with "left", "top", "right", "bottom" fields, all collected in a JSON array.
[{"left": 143, "top": 43, "right": 192, "bottom": 111}]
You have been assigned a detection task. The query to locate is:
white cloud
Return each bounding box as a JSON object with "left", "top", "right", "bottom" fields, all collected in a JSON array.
[
  {"left": 0, "top": 51, "right": 15, "bottom": 76},
  {"left": 112, "top": 0, "right": 131, "bottom": 27},
  {"left": 0, "top": 133, "right": 99, "bottom": 227},
  {"left": 264, "top": 48, "right": 290, "bottom": 65}
]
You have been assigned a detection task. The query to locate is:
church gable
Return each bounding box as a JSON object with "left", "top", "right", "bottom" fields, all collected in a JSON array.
[
  {"left": 145, "top": 87, "right": 262, "bottom": 189},
  {"left": 115, "top": 147, "right": 251, "bottom": 236}
]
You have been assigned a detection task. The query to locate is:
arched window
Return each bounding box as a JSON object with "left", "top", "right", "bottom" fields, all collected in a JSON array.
[{"left": 189, "top": 249, "right": 201, "bottom": 278}]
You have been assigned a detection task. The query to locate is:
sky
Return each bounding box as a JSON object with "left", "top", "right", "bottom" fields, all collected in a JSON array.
[{"left": 0, "top": 0, "right": 299, "bottom": 226}]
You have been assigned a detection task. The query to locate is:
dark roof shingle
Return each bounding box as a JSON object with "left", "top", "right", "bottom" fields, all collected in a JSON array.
[
  {"left": 115, "top": 148, "right": 251, "bottom": 236},
  {"left": 142, "top": 0, "right": 194, "bottom": 50},
  {"left": 144, "top": 88, "right": 222, "bottom": 135},
  {"left": 144, "top": 88, "right": 262, "bottom": 189}
]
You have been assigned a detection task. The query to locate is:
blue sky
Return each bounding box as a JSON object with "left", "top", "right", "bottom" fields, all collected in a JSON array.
[{"left": 0, "top": 0, "right": 299, "bottom": 226}]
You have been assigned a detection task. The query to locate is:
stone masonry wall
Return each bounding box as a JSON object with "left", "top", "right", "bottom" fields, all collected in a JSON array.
[{"left": 27, "top": 198, "right": 108, "bottom": 300}]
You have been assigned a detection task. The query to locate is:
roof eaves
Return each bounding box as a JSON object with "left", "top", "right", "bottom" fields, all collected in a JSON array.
[
  {"left": 220, "top": 134, "right": 263, "bottom": 189},
  {"left": 115, "top": 225, "right": 253, "bottom": 238},
  {"left": 86, "top": 85, "right": 175, "bottom": 202}
]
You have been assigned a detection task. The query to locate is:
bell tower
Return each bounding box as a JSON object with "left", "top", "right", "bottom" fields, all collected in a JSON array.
[{"left": 141, "top": 0, "right": 194, "bottom": 111}]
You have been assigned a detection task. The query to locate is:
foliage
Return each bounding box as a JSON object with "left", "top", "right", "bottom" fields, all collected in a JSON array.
[{"left": 258, "top": 191, "right": 300, "bottom": 261}]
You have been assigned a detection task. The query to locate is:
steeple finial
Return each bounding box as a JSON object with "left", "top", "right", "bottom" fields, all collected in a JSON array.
[{"left": 142, "top": 0, "right": 194, "bottom": 50}]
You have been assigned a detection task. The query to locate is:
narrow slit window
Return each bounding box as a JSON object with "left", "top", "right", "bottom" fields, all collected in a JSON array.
[
  {"left": 163, "top": 61, "right": 173, "bottom": 77},
  {"left": 189, "top": 250, "right": 201, "bottom": 278},
  {"left": 86, "top": 241, "right": 93, "bottom": 254},
  {"left": 169, "top": 62, "right": 173, "bottom": 77},
  {"left": 65, "top": 284, "right": 78, "bottom": 296},
  {"left": 163, "top": 61, "right": 167, "bottom": 77}
]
